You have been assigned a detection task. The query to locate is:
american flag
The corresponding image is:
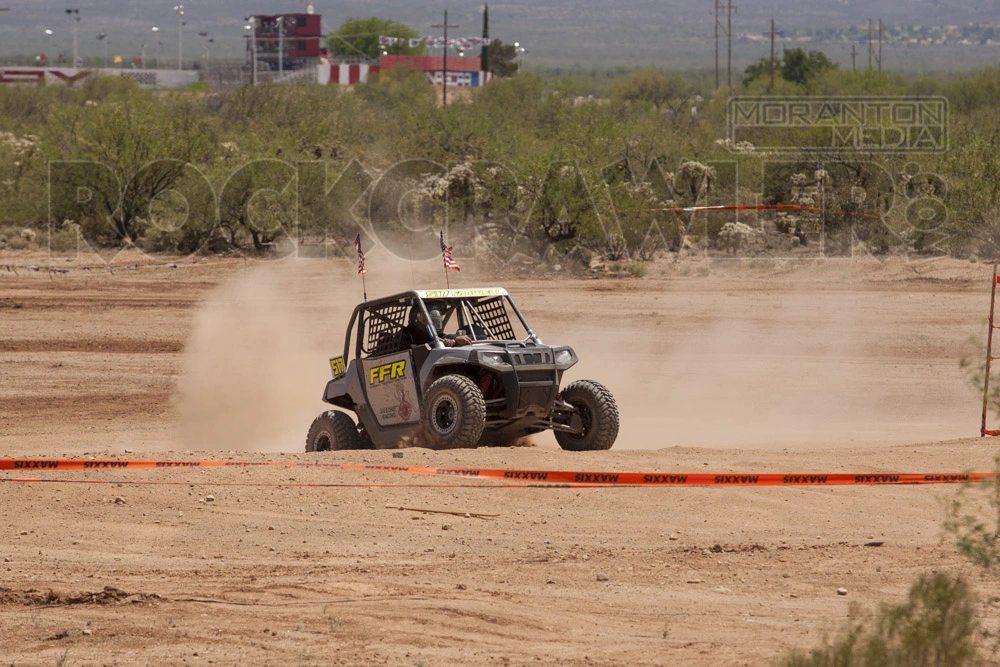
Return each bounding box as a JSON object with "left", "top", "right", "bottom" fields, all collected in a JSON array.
[
  {"left": 440, "top": 231, "right": 460, "bottom": 271},
  {"left": 354, "top": 234, "right": 367, "bottom": 275}
]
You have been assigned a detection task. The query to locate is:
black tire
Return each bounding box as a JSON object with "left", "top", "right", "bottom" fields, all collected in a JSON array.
[
  {"left": 306, "top": 410, "right": 361, "bottom": 452},
  {"left": 554, "top": 380, "right": 619, "bottom": 451},
  {"left": 422, "top": 375, "right": 486, "bottom": 449}
]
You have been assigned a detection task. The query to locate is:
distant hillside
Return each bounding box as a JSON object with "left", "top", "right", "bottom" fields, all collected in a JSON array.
[{"left": 1, "top": 0, "right": 998, "bottom": 72}]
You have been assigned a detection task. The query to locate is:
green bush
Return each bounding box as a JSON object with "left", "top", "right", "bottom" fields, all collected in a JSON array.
[{"left": 777, "top": 573, "right": 980, "bottom": 667}]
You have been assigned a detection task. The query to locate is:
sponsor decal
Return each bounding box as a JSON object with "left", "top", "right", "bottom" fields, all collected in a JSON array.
[
  {"left": 573, "top": 473, "right": 620, "bottom": 483},
  {"left": 418, "top": 288, "right": 506, "bottom": 299},
  {"left": 713, "top": 475, "right": 760, "bottom": 484},
  {"left": 369, "top": 360, "right": 406, "bottom": 385},
  {"left": 853, "top": 474, "right": 901, "bottom": 484},
  {"left": 781, "top": 475, "right": 828, "bottom": 484},
  {"left": 641, "top": 474, "right": 689, "bottom": 484},
  {"left": 394, "top": 383, "right": 413, "bottom": 420},
  {"left": 503, "top": 471, "right": 550, "bottom": 481}
]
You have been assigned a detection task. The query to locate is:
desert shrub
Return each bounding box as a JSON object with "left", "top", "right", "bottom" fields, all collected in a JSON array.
[
  {"left": 777, "top": 572, "right": 980, "bottom": 667},
  {"left": 48, "top": 223, "right": 80, "bottom": 253},
  {"left": 944, "top": 455, "right": 1000, "bottom": 577},
  {"left": 717, "top": 222, "right": 756, "bottom": 254},
  {"left": 609, "top": 260, "right": 648, "bottom": 277}
]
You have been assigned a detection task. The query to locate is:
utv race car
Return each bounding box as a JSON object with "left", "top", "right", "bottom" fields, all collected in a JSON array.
[{"left": 306, "top": 288, "right": 619, "bottom": 451}]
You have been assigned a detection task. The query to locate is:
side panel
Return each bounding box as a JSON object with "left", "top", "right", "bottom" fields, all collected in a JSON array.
[{"left": 360, "top": 351, "right": 420, "bottom": 427}]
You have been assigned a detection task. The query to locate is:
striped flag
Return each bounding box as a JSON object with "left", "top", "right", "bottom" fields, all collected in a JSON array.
[
  {"left": 354, "top": 234, "right": 367, "bottom": 275},
  {"left": 440, "top": 231, "right": 460, "bottom": 271}
]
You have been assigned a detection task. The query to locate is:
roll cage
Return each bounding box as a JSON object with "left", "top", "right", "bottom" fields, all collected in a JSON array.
[{"left": 340, "top": 288, "right": 538, "bottom": 362}]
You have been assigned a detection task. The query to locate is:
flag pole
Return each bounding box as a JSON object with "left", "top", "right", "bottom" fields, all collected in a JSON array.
[
  {"left": 440, "top": 229, "right": 460, "bottom": 287},
  {"left": 982, "top": 263, "right": 997, "bottom": 436},
  {"left": 355, "top": 233, "right": 368, "bottom": 302}
]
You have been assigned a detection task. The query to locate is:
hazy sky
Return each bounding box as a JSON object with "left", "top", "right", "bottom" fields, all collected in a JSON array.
[{"left": 1, "top": 1, "right": 996, "bottom": 70}]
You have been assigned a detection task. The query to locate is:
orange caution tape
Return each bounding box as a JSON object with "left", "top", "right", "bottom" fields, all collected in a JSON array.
[{"left": 0, "top": 458, "right": 993, "bottom": 487}]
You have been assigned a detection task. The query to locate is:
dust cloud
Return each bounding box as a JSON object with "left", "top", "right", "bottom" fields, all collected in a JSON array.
[
  {"left": 174, "top": 248, "right": 465, "bottom": 452},
  {"left": 553, "top": 281, "right": 975, "bottom": 450}
]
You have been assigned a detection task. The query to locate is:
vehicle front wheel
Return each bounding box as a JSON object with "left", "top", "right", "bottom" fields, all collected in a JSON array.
[
  {"left": 422, "top": 375, "right": 486, "bottom": 449},
  {"left": 306, "top": 410, "right": 361, "bottom": 452},
  {"left": 554, "top": 380, "right": 619, "bottom": 451}
]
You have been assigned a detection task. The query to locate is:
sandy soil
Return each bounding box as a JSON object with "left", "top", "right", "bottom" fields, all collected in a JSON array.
[{"left": 2, "top": 250, "right": 999, "bottom": 666}]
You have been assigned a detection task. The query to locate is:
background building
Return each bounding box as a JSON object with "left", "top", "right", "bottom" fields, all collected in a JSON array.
[{"left": 249, "top": 13, "right": 323, "bottom": 71}]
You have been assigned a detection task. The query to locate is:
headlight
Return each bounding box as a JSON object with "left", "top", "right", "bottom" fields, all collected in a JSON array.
[
  {"left": 479, "top": 352, "right": 510, "bottom": 369},
  {"left": 554, "top": 348, "right": 577, "bottom": 368}
]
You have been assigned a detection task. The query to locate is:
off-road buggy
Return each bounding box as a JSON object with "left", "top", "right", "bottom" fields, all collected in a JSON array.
[{"left": 306, "top": 287, "right": 619, "bottom": 451}]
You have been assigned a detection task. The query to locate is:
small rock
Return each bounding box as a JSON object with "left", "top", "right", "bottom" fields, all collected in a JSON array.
[
  {"left": 19, "top": 531, "right": 27, "bottom": 536},
  {"left": 837, "top": 588, "right": 848, "bottom": 596},
  {"left": 790, "top": 593, "right": 799, "bottom": 598},
  {"left": 456, "top": 583, "right": 466, "bottom": 590},
  {"left": 687, "top": 579, "right": 703, "bottom": 584},
  {"left": 596, "top": 573, "right": 609, "bottom": 582},
  {"left": 714, "top": 586, "right": 731, "bottom": 594},
  {"left": 82, "top": 628, "right": 92, "bottom": 636},
  {"left": 442, "top": 524, "right": 452, "bottom": 531},
  {"left": 114, "top": 496, "right": 126, "bottom": 505},
  {"left": 205, "top": 495, "right": 215, "bottom": 502},
  {"left": 668, "top": 534, "right": 679, "bottom": 541}
]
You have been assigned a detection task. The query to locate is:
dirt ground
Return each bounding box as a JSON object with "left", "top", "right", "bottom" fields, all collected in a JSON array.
[{"left": 2, "top": 249, "right": 1000, "bottom": 666}]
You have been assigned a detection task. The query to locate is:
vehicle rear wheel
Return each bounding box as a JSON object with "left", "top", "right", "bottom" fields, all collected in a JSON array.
[
  {"left": 306, "top": 410, "right": 361, "bottom": 452},
  {"left": 554, "top": 380, "right": 619, "bottom": 451},
  {"left": 422, "top": 375, "right": 486, "bottom": 449}
]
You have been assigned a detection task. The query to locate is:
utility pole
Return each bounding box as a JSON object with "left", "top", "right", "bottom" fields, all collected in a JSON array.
[
  {"left": 726, "top": 0, "right": 734, "bottom": 87},
  {"left": 431, "top": 10, "right": 459, "bottom": 106},
  {"left": 199, "top": 31, "right": 212, "bottom": 69},
  {"left": 278, "top": 15, "right": 285, "bottom": 78},
  {"left": 480, "top": 3, "right": 489, "bottom": 75},
  {"left": 868, "top": 19, "right": 873, "bottom": 71},
  {"left": 767, "top": 19, "right": 783, "bottom": 93},
  {"left": 877, "top": 19, "right": 883, "bottom": 73},
  {"left": 97, "top": 31, "right": 108, "bottom": 66},
  {"left": 714, "top": 0, "right": 736, "bottom": 89},
  {"left": 66, "top": 8, "right": 79, "bottom": 68},
  {"left": 173, "top": 5, "right": 184, "bottom": 70},
  {"left": 714, "top": 0, "right": 719, "bottom": 89},
  {"left": 245, "top": 17, "right": 258, "bottom": 86}
]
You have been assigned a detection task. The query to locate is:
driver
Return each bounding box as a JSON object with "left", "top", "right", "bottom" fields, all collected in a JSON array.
[{"left": 405, "top": 303, "right": 471, "bottom": 348}]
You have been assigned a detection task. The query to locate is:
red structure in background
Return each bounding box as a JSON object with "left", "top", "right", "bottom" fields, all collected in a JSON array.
[
  {"left": 378, "top": 54, "right": 491, "bottom": 87},
  {"left": 379, "top": 55, "right": 482, "bottom": 74},
  {"left": 250, "top": 13, "right": 323, "bottom": 71}
]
